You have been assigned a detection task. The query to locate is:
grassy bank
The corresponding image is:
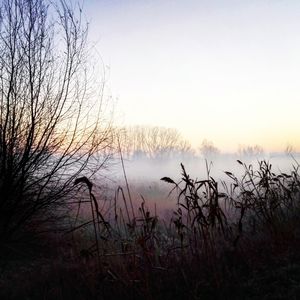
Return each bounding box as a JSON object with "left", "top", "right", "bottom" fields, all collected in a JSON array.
[{"left": 1, "top": 160, "right": 300, "bottom": 299}]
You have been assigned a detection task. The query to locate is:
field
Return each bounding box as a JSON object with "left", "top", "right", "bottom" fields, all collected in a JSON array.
[
  {"left": 1, "top": 155, "right": 300, "bottom": 300},
  {"left": 1, "top": 1, "right": 300, "bottom": 299}
]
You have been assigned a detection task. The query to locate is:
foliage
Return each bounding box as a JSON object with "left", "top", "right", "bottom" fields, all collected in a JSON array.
[
  {"left": 3, "top": 159, "right": 299, "bottom": 299},
  {"left": 0, "top": 0, "right": 113, "bottom": 243}
]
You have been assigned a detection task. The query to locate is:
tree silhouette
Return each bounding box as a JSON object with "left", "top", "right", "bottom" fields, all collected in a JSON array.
[
  {"left": 119, "top": 126, "right": 193, "bottom": 160},
  {"left": 0, "top": 0, "right": 112, "bottom": 243},
  {"left": 199, "top": 139, "right": 220, "bottom": 158}
]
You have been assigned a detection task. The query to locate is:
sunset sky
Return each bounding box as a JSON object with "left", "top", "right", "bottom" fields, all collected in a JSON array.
[{"left": 85, "top": 0, "right": 300, "bottom": 152}]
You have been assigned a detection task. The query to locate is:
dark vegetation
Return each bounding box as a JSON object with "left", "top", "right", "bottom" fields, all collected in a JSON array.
[
  {"left": 0, "top": 1, "right": 299, "bottom": 299},
  {"left": 0, "top": 0, "right": 112, "bottom": 248},
  {"left": 1, "top": 159, "right": 300, "bottom": 299}
]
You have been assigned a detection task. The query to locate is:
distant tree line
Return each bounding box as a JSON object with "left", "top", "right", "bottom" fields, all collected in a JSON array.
[
  {"left": 117, "top": 126, "right": 195, "bottom": 160},
  {"left": 237, "top": 145, "right": 264, "bottom": 157},
  {"left": 116, "top": 127, "right": 269, "bottom": 161}
]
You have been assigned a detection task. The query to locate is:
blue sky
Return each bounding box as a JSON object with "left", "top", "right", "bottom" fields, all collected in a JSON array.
[{"left": 84, "top": 0, "right": 300, "bottom": 152}]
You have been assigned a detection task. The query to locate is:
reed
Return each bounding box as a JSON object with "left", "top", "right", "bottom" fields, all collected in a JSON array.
[{"left": 2, "top": 159, "right": 300, "bottom": 300}]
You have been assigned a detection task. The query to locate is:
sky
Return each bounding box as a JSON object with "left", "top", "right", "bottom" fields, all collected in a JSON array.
[{"left": 84, "top": 0, "right": 300, "bottom": 152}]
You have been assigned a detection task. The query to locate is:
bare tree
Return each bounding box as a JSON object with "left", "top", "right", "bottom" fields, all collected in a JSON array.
[
  {"left": 118, "top": 126, "right": 193, "bottom": 160},
  {"left": 285, "top": 143, "right": 295, "bottom": 155},
  {"left": 199, "top": 139, "right": 220, "bottom": 158},
  {"left": 237, "top": 144, "right": 264, "bottom": 157},
  {"left": 0, "top": 0, "right": 113, "bottom": 242}
]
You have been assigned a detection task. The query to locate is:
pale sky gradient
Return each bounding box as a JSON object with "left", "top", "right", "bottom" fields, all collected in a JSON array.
[{"left": 85, "top": 0, "right": 300, "bottom": 152}]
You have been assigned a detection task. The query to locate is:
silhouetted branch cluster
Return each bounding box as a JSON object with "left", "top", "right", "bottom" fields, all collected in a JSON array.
[{"left": 0, "top": 0, "right": 113, "bottom": 243}]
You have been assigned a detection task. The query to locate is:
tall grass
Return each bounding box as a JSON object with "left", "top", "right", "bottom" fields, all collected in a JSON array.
[{"left": 2, "top": 159, "right": 300, "bottom": 299}]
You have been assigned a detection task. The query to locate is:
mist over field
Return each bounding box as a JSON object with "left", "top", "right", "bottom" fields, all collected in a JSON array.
[
  {"left": 116, "top": 152, "right": 298, "bottom": 183},
  {"left": 97, "top": 148, "right": 300, "bottom": 220},
  {"left": 1, "top": 1, "right": 300, "bottom": 299}
]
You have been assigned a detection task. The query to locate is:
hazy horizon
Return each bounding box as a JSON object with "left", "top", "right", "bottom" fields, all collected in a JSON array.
[{"left": 85, "top": 0, "right": 300, "bottom": 152}]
